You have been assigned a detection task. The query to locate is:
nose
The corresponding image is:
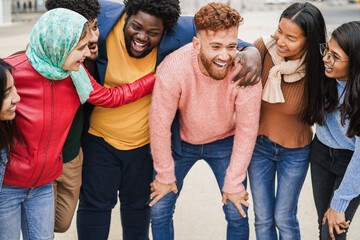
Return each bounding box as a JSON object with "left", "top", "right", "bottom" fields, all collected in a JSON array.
[
  {"left": 84, "top": 45, "right": 91, "bottom": 57},
  {"left": 89, "top": 30, "right": 98, "bottom": 43},
  {"left": 277, "top": 36, "right": 285, "bottom": 47},
  {"left": 218, "top": 48, "right": 230, "bottom": 61},
  {"left": 322, "top": 53, "right": 330, "bottom": 64},
  {"left": 137, "top": 31, "right": 148, "bottom": 42},
  {"left": 12, "top": 88, "right": 21, "bottom": 104}
]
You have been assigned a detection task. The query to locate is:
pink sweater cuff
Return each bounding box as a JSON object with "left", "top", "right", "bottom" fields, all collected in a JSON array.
[
  {"left": 155, "top": 171, "right": 176, "bottom": 184},
  {"left": 222, "top": 171, "right": 246, "bottom": 193}
]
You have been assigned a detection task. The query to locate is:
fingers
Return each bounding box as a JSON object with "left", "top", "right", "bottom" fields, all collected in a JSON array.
[
  {"left": 232, "top": 55, "right": 242, "bottom": 67},
  {"left": 339, "top": 220, "right": 350, "bottom": 229},
  {"left": 222, "top": 195, "right": 228, "bottom": 205},
  {"left": 322, "top": 214, "right": 327, "bottom": 225},
  {"left": 149, "top": 189, "right": 167, "bottom": 207},
  {"left": 233, "top": 68, "right": 249, "bottom": 85},
  {"left": 241, "top": 199, "right": 249, "bottom": 208},
  {"left": 234, "top": 202, "right": 247, "bottom": 218},
  {"left": 328, "top": 225, "right": 335, "bottom": 240},
  {"left": 233, "top": 73, "right": 261, "bottom": 88},
  {"left": 149, "top": 194, "right": 162, "bottom": 207},
  {"left": 334, "top": 225, "right": 346, "bottom": 235},
  {"left": 249, "top": 76, "right": 261, "bottom": 86}
]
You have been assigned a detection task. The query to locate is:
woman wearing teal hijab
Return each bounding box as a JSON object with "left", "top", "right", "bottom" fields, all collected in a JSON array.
[{"left": 0, "top": 8, "right": 155, "bottom": 239}]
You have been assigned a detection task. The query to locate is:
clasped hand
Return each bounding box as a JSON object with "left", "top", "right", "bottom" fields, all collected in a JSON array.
[
  {"left": 149, "top": 179, "right": 178, "bottom": 207},
  {"left": 322, "top": 207, "right": 350, "bottom": 240}
]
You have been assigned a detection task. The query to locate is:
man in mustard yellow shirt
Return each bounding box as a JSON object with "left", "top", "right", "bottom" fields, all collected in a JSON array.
[{"left": 77, "top": 0, "right": 262, "bottom": 239}]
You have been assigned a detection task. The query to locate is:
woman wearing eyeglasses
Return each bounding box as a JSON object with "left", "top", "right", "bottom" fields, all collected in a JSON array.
[
  {"left": 247, "top": 2, "right": 327, "bottom": 239},
  {"left": 310, "top": 21, "right": 360, "bottom": 240}
]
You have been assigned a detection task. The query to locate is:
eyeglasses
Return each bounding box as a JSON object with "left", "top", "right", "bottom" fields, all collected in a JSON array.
[{"left": 320, "top": 43, "right": 349, "bottom": 66}]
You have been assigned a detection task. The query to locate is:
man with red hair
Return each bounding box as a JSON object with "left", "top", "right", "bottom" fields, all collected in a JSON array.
[{"left": 149, "top": 3, "right": 262, "bottom": 239}]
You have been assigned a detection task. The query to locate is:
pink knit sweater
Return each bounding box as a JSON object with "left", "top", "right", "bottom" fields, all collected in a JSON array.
[{"left": 149, "top": 43, "right": 262, "bottom": 193}]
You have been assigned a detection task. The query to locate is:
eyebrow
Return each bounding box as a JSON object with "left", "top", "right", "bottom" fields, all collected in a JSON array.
[
  {"left": 209, "top": 42, "right": 237, "bottom": 46},
  {"left": 278, "top": 26, "right": 298, "bottom": 39},
  {"left": 79, "top": 43, "right": 88, "bottom": 49},
  {"left": 287, "top": 34, "right": 298, "bottom": 39},
  {"left": 132, "top": 20, "right": 162, "bottom": 31},
  {"left": 4, "top": 86, "right": 11, "bottom": 92},
  {"left": 330, "top": 49, "right": 342, "bottom": 58}
]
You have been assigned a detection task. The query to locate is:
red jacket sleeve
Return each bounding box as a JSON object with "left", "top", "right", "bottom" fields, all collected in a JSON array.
[{"left": 86, "top": 71, "right": 155, "bottom": 108}]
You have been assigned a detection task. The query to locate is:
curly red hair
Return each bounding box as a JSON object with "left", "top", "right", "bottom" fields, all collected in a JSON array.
[{"left": 194, "top": 2, "right": 243, "bottom": 32}]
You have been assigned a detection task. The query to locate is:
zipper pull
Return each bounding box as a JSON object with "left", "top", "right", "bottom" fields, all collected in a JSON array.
[{"left": 51, "top": 80, "right": 54, "bottom": 86}]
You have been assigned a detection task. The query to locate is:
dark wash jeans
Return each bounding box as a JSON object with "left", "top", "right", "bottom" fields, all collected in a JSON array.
[
  {"left": 310, "top": 135, "right": 360, "bottom": 240},
  {"left": 77, "top": 133, "right": 153, "bottom": 240}
]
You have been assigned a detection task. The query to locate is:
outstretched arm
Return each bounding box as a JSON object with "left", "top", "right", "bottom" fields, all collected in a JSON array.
[{"left": 87, "top": 72, "right": 155, "bottom": 108}]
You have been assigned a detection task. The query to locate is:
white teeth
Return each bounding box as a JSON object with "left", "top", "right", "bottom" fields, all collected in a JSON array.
[
  {"left": 324, "top": 64, "right": 332, "bottom": 71},
  {"left": 214, "top": 61, "right": 226, "bottom": 67},
  {"left": 134, "top": 40, "right": 145, "bottom": 46},
  {"left": 277, "top": 46, "right": 286, "bottom": 52},
  {"left": 9, "top": 106, "right": 16, "bottom": 111}
]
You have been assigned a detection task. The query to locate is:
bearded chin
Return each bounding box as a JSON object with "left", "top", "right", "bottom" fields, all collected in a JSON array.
[{"left": 200, "top": 53, "right": 230, "bottom": 80}]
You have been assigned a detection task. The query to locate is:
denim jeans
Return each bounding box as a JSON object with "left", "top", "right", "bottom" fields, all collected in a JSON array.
[
  {"left": 310, "top": 135, "right": 360, "bottom": 240},
  {"left": 150, "top": 136, "right": 249, "bottom": 240},
  {"left": 0, "top": 182, "right": 54, "bottom": 240},
  {"left": 77, "top": 133, "right": 153, "bottom": 240},
  {"left": 248, "top": 135, "right": 310, "bottom": 240},
  {"left": 0, "top": 149, "right": 7, "bottom": 192}
]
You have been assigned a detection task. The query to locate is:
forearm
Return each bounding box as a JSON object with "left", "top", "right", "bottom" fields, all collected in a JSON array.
[
  {"left": 149, "top": 75, "right": 180, "bottom": 184},
  {"left": 87, "top": 73, "right": 155, "bottom": 107},
  {"left": 223, "top": 82, "right": 262, "bottom": 193},
  {"left": 331, "top": 138, "right": 360, "bottom": 212}
]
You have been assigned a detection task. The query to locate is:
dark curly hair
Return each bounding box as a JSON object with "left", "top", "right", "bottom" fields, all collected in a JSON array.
[
  {"left": 45, "top": 0, "right": 101, "bottom": 21},
  {"left": 194, "top": 3, "right": 243, "bottom": 32},
  {"left": 123, "top": 0, "right": 180, "bottom": 31}
]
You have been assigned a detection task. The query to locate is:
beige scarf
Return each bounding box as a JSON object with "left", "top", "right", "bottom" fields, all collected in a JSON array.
[{"left": 262, "top": 36, "right": 306, "bottom": 103}]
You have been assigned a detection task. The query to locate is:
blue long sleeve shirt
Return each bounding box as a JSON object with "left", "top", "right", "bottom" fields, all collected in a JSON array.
[{"left": 316, "top": 80, "right": 360, "bottom": 213}]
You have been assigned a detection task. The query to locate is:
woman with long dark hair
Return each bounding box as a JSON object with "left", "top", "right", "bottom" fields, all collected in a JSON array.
[
  {"left": 0, "top": 59, "right": 20, "bottom": 191},
  {"left": 247, "top": 2, "right": 327, "bottom": 239},
  {"left": 310, "top": 21, "right": 360, "bottom": 240}
]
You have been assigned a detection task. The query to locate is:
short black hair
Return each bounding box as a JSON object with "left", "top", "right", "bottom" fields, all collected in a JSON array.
[
  {"left": 123, "top": 0, "right": 180, "bottom": 31},
  {"left": 45, "top": 0, "right": 101, "bottom": 21}
]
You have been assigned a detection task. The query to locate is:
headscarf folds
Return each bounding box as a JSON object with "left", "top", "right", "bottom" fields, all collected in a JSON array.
[{"left": 26, "top": 8, "right": 93, "bottom": 103}]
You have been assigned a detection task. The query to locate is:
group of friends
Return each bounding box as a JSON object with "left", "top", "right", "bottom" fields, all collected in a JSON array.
[{"left": 0, "top": 0, "right": 359, "bottom": 239}]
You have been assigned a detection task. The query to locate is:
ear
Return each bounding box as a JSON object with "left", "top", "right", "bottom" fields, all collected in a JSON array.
[{"left": 193, "top": 36, "right": 200, "bottom": 54}]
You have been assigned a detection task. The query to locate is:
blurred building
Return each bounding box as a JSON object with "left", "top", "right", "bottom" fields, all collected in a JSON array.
[
  {"left": 11, "top": 0, "right": 45, "bottom": 12},
  {"left": 0, "top": 0, "right": 12, "bottom": 24}
]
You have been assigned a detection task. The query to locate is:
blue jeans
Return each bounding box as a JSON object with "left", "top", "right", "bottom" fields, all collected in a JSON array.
[
  {"left": 0, "top": 183, "right": 54, "bottom": 240},
  {"left": 151, "top": 136, "right": 249, "bottom": 240},
  {"left": 248, "top": 135, "right": 310, "bottom": 240}
]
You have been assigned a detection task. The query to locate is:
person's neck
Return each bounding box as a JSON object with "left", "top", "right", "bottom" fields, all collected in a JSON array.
[{"left": 84, "top": 60, "right": 95, "bottom": 76}]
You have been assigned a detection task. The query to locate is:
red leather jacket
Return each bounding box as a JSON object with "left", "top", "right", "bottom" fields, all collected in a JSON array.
[{"left": 3, "top": 53, "right": 155, "bottom": 188}]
